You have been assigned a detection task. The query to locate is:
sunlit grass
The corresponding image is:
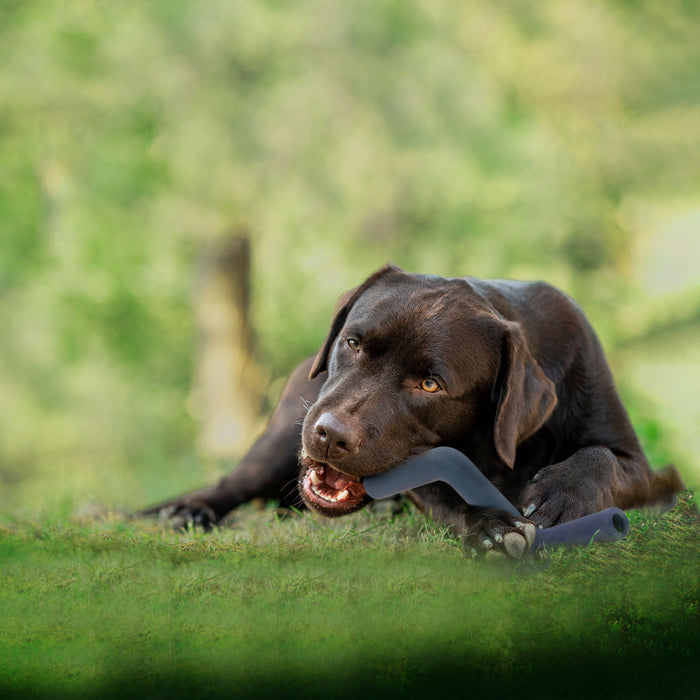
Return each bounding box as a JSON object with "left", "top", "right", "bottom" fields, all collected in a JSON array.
[{"left": 1, "top": 493, "right": 697, "bottom": 699}]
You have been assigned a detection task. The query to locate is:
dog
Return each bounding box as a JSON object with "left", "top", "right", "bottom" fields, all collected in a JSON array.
[{"left": 142, "top": 264, "right": 683, "bottom": 558}]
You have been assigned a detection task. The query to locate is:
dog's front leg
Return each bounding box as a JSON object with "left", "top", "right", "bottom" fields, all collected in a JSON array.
[
  {"left": 139, "top": 357, "right": 326, "bottom": 528},
  {"left": 519, "top": 446, "right": 683, "bottom": 528}
]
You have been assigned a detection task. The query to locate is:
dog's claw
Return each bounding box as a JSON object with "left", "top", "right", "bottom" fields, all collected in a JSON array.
[
  {"left": 517, "top": 522, "right": 536, "bottom": 548},
  {"left": 155, "top": 503, "right": 216, "bottom": 532},
  {"left": 503, "top": 532, "right": 526, "bottom": 559},
  {"left": 482, "top": 538, "right": 494, "bottom": 550},
  {"left": 523, "top": 503, "right": 537, "bottom": 518}
]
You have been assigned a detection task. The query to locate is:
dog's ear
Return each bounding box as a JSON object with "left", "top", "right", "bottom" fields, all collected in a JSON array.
[
  {"left": 309, "top": 264, "right": 403, "bottom": 379},
  {"left": 493, "top": 322, "right": 557, "bottom": 468}
]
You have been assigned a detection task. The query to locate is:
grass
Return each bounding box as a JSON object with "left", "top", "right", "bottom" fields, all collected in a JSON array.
[{"left": 1, "top": 494, "right": 698, "bottom": 700}]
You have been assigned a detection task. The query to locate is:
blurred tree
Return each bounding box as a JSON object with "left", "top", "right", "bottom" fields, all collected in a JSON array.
[
  {"left": 192, "top": 236, "right": 266, "bottom": 457},
  {"left": 0, "top": 0, "right": 697, "bottom": 504}
]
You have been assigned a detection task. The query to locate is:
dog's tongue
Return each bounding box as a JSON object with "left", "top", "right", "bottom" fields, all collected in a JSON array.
[{"left": 321, "top": 466, "right": 358, "bottom": 491}]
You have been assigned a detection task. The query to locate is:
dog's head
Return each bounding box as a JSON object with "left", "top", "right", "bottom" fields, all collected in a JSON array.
[{"left": 299, "top": 265, "right": 557, "bottom": 516}]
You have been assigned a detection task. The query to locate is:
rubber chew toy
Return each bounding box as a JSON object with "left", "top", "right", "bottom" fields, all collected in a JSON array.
[{"left": 363, "top": 446, "right": 630, "bottom": 550}]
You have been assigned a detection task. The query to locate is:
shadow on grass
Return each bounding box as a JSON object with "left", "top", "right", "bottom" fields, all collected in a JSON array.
[{"left": 4, "top": 623, "right": 697, "bottom": 700}]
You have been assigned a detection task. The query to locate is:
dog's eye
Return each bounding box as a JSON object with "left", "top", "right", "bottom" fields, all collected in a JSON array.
[
  {"left": 346, "top": 338, "right": 360, "bottom": 352},
  {"left": 420, "top": 378, "right": 441, "bottom": 393}
]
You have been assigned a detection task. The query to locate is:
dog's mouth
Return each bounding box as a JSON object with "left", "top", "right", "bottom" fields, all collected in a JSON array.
[{"left": 300, "top": 455, "right": 371, "bottom": 517}]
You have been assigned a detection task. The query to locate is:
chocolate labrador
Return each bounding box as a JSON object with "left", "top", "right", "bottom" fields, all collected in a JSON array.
[{"left": 142, "top": 265, "right": 683, "bottom": 558}]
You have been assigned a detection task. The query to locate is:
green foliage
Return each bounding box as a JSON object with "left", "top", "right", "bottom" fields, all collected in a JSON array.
[
  {"left": 0, "top": 1, "right": 699, "bottom": 505},
  {"left": 1, "top": 495, "right": 698, "bottom": 699}
]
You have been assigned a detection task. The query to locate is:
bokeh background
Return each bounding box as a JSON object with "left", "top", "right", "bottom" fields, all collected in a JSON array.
[{"left": 1, "top": 0, "right": 698, "bottom": 515}]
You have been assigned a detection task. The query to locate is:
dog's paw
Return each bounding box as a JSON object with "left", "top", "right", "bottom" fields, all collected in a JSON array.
[
  {"left": 152, "top": 501, "right": 218, "bottom": 531},
  {"left": 521, "top": 467, "right": 610, "bottom": 528},
  {"left": 463, "top": 509, "right": 537, "bottom": 560}
]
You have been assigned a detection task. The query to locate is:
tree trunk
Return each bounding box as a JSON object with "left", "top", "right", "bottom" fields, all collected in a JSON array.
[{"left": 191, "top": 236, "right": 265, "bottom": 458}]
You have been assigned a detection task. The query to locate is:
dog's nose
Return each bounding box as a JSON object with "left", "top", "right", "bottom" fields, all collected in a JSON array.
[{"left": 313, "top": 412, "right": 360, "bottom": 459}]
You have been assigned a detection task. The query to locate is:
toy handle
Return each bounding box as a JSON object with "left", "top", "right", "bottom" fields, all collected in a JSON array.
[
  {"left": 364, "top": 446, "right": 522, "bottom": 517},
  {"left": 533, "top": 507, "right": 629, "bottom": 548}
]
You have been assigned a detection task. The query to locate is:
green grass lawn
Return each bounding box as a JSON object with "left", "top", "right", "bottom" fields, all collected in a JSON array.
[{"left": 1, "top": 494, "right": 698, "bottom": 700}]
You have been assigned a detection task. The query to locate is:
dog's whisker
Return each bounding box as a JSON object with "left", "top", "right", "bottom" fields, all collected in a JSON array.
[
  {"left": 280, "top": 478, "right": 299, "bottom": 497},
  {"left": 280, "top": 477, "right": 306, "bottom": 510}
]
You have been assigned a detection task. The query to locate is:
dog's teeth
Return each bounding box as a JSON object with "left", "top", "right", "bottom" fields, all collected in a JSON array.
[
  {"left": 309, "top": 469, "right": 321, "bottom": 486},
  {"left": 337, "top": 489, "right": 349, "bottom": 501}
]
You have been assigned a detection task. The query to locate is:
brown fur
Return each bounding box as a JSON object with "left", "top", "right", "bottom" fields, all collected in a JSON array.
[{"left": 141, "top": 265, "right": 684, "bottom": 557}]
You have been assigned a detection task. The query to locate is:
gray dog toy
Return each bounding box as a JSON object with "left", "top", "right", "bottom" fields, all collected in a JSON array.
[{"left": 363, "top": 447, "right": 630, "bottom": 551}]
